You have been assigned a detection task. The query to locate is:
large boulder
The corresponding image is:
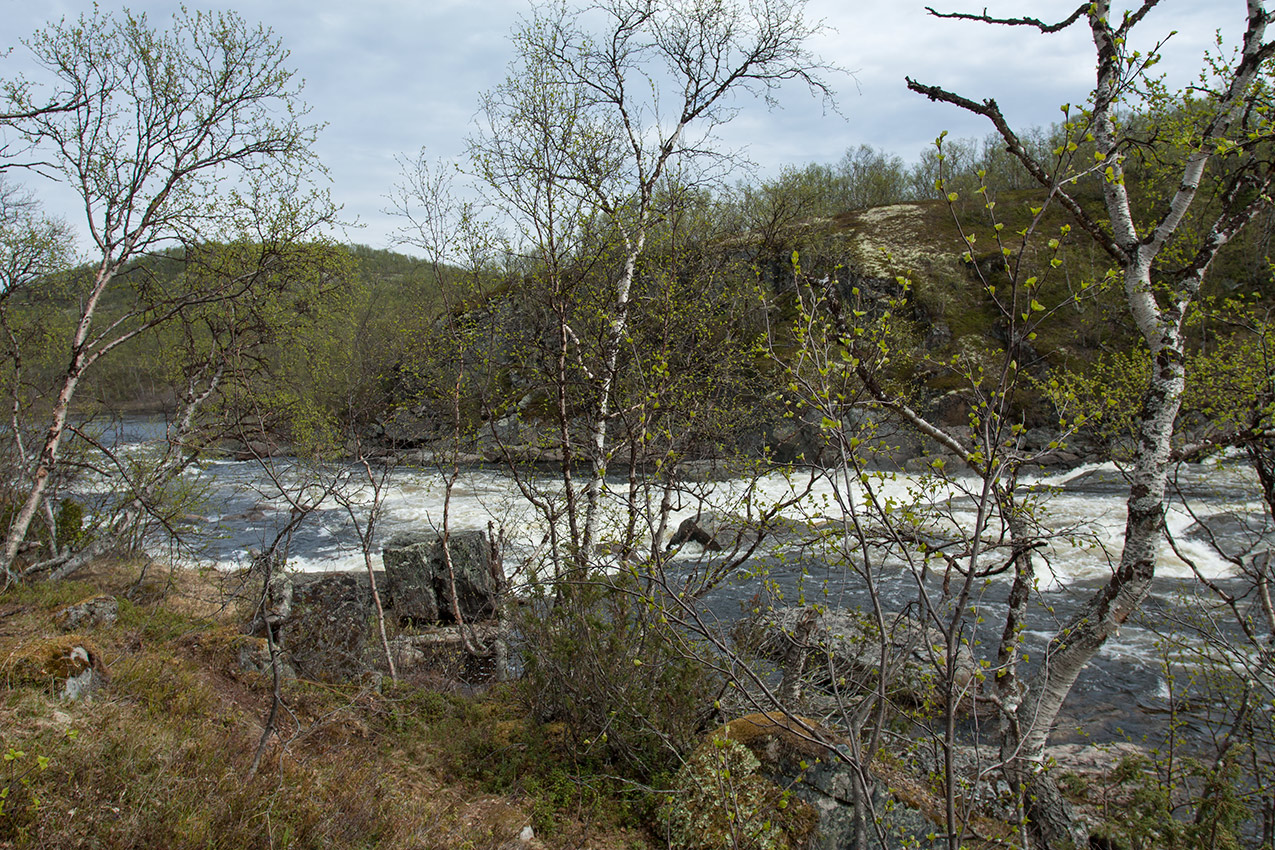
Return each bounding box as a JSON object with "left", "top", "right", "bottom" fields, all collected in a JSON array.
[
  {"left": 733, "top": 606, "right": 975, "bottom": 705},
  {"left": 383, "top": 531, "right": 498, "bottom": 625},
  {"left": 286, "top": 573, "right": 374, "bottom": 681}
]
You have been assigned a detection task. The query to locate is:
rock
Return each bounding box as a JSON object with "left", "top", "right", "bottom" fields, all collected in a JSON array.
[
  {"left": 667, "top": 513, "right": 725, "bottom": 551},
  {"left": 923, "top": 321, "right": 952, "bottom": 351},
  {"left": 387, "top": 622, "right": 501, "bottom": 682},
  {"left": 235, "top": 636, "right": 297, "bottom": 680},
  {"left": 666, "top": 512, "right": 763, "bottom": 552},
  {"left": 2, "top": 635, "right": 107, "bottom": 701},
  {"left": 734, "top": 606, "right": 975, "bottom": 705},
  {"left": 53, "top": 595, "right": 118, "bottom": 631},
  {"left": 1060, "top": 468, "right": 1132, "bottom": 495},
  {"left": 1063, "top": 462, "right": 1260, "bottom": 500},
  {"left": 183, "top": 626, "right": 296, "bottom": 679},
  {"left": 383, "top": 531, "right": 498, "bottom": 625},
  {"left": 287, "top": 573, "right": 374, "bottom": 681},
  {"left": 908, "top": 743, "right": 1016, "bottom": 821},
  {"left": 1182, "top": 513, "right": 1274, "bottom": 559}
]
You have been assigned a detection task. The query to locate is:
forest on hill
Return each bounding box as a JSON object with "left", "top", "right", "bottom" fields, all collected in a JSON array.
[{"left": 3, "top": 2, "right": 1275, "bottom": 849}]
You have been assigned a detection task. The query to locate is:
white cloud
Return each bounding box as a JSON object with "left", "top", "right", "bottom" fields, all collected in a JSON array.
[{"left": 0, "top": 0, "right": 1239, "bottom": 250}]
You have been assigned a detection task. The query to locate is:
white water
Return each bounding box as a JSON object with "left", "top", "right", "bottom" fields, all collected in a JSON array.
[
  {"left": 79, "top": 418, "right": 1263, "bottom": 582},
  {"left": 123, "top": 454, "right": 1257, "bottom": 589}
]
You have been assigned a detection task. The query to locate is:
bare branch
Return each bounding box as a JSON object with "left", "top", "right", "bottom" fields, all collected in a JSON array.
[{"left": 923, "top": 3, "right": 1092, "bottom": 33}]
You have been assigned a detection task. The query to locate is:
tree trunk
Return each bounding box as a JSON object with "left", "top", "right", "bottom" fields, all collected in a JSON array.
[
  {"left": 1013, "top": 264, "right": 1186, "bottom": 847},
  {"left": 2, "top": 366, "right": 83, "bottom": 579},
  {"left": 2, "top": 262, "right": 116, "bottom": 579}
]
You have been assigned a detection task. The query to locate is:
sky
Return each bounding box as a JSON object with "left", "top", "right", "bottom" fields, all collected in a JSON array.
[{"left": 0, "top": 0, "right": 1239, "bottom": 254}]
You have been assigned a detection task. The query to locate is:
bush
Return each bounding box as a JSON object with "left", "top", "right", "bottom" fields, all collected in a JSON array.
[
  {"left": 660, "top": 735, "right": 817, "bottom": 850},
  {"left": 517, "top": 576, "right": 722, "bottom": 781},
  {"left": 54, "top": 499, "right": 84, "bottom": 551}
]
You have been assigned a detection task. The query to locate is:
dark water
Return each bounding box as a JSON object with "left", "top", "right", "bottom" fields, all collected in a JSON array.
[{"left": 686, "top": 555, "right": 1246, "bottom": 747}]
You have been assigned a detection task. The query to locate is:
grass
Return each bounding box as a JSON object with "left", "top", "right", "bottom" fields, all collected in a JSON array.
[{"left": 0, "top": 558, "right": 657, "bottom": 850}]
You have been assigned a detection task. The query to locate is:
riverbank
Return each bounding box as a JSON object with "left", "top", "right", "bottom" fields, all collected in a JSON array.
[
  {"left": 4, "top": 555, "right": 1268, "bottom": 848},
  {"left": 0, "top": 558, "right": 650, "bottom": 850}
]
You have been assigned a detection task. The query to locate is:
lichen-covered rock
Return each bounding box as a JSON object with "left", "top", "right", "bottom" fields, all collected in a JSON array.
[
  {"left": 53, "top": 595, "right": 119, "bottom": 631},
  {"left": 287, "top": 573, "right": 373, "bottom": 681},
  {"left": 3, "top": 635, "right": 106, "bottom": 700},
  {"left": 383, "top": 531, "right": 498, "bottom": 625}
]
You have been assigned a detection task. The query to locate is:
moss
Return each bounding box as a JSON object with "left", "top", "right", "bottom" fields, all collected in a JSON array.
[
  {"left": 1, "top": 579, "right": 99, "bottom": 611},
  {"left": 1, "top": 634, "right": 103, "bottom": 689},
  {"left": 717, "top": 712, "right": 842, "bottom": 766}
]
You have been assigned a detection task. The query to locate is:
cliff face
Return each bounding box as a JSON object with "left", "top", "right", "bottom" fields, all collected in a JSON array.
[{"left": 370, "top": 194, "right": 1136, "bottom": 468}]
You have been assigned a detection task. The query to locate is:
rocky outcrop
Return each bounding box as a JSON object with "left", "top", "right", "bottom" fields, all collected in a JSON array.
[
  {"left": 53, "top": 595, "right": 118, "bottom": 631},
  {"left": 383, "top": 531, "right": 499, "bottom": 625},
  {"left": 711, "top": 713, "right": 946, "bottom": 850}
]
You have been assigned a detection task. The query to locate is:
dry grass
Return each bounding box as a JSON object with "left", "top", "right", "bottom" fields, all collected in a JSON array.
[{"left": 0, "top": 559, "right": 655, "bottom": 850}]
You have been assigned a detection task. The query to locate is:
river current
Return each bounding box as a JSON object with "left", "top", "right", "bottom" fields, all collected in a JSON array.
[{"left": 87, "top": 417, "right": 1272, "bottom": 743}]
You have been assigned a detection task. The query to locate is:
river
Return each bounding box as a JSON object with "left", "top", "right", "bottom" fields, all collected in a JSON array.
[{"left": 86, "top": 417, "right": 1273, "bottom": 743}]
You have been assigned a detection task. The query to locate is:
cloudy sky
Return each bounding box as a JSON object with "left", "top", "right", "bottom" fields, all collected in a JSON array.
[{"left": 1, "top": 0, "right": 1238, "bottom": 252}]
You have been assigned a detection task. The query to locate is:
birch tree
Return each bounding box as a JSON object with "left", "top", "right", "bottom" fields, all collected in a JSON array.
[
  {"left": 907, "top": 2, "right": 1275, "bottom": 845},
  {"left": 468, "top": 0, "right": 838, "bottom": 566},
  {"left": 0, "top": 9, "right": 332, "bottom": 581}
]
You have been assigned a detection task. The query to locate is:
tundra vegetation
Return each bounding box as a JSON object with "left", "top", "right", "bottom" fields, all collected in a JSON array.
[{"left": 3, "top": 2, "right": 1275, "bottom": 849}]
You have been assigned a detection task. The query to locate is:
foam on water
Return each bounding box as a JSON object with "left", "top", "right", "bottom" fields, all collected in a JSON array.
[{"left": 81, "top": 425, "right": 1264, "bottom": 587}]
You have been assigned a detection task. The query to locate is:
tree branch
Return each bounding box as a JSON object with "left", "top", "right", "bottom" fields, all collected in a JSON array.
[{"left": 923, "top": 4, "right": 1091, "bottom": 33}]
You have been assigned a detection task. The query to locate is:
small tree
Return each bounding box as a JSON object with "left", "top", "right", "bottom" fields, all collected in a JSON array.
[
  {"left": 467, "top": 0, "right": 839, "bottom": 565},
  {"left": 906, "top": 2, "right": 1275, "bottom": 845},
  {"left": 0, "top": 8, "right": 332, "bottom": 581}
]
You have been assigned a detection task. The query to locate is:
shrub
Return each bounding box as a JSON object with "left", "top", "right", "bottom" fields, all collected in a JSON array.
[
  {"left": 517, "top": 576, "right": 722, "bottom": 781},
  {"left": 660, "top": 735, "right": 816, "bottom": 850}
]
